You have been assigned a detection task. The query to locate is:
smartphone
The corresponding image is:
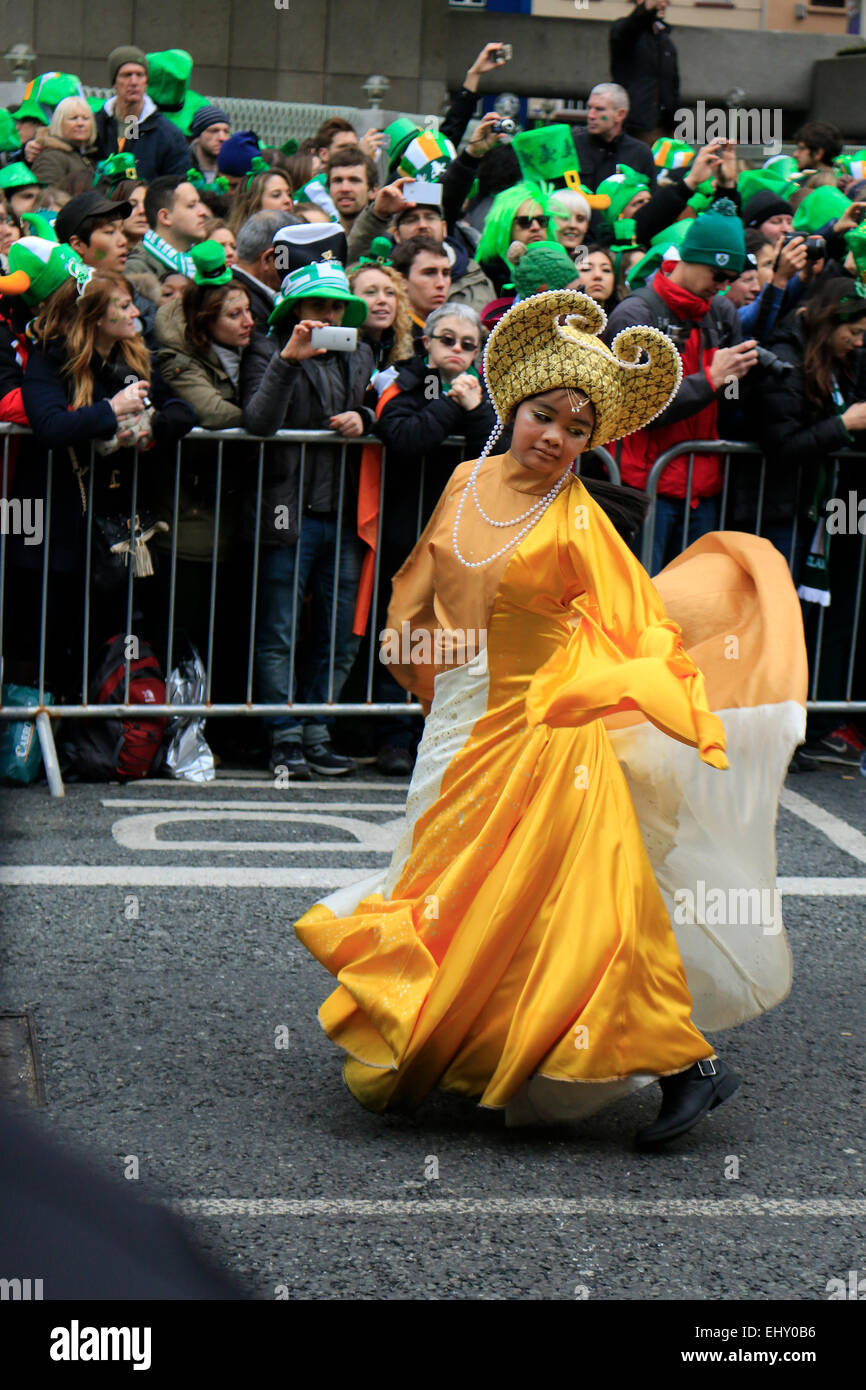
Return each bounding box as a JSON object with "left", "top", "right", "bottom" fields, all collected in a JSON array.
[
  {"left": 402, "top": 179, "right": 443, "bottom": 207},
  {"left": 500, "top": 44, "right": 513, "bottom": 61},
  {"left": 310, "top": 326, "right": 358, "bottom": 353}
]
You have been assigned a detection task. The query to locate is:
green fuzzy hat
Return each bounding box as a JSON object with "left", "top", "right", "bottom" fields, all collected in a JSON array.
[
  {"left": 23, "top": 72, "right": 84, "bottom": 111},
  {"left": 269, "top": 259, "right": 368, "bottom": 331},
  {"left": 0, "top": 236, "right": 89, "bottom": 306},
  {"left": 792, "top": 185, "right": 851, "bottom": 235},
  {"left": 11, "top": 98, "right": 49, "bottom": 127},
  {"left": 510, "top": 240, "right": 581, "bottom": 297},
  {"left": 737, "top": 168, "right": 797, "bottom": 206},
  {"left": 0, "top": 162, "right": 42, "bottom": 191},
  {"left": 191, "top": 239, "right": 232, "bottom": 287},
  {"left": 626, "top": 218, "right": 694, "bottom": 290},
  {"left": 146, "top": 50, "right": 210, "bottom": 134},
  {"left": 686, "top": 178, "right": 716, "bottom": 215},
  {"left": 0, "top": 110, "right": 19, "bottom": 153},
  {"left": 476, "top": 181, "right": 556, "bottom": 272},
  {"left": 596, "top": 164, "right": 650, "bottom": 226},
  {"left": 679, "top": 198, "right": 746, "bottom": 273}
]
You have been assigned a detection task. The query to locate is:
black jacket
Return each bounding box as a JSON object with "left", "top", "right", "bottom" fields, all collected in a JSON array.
[
  {"left": 574, "top": 129, "right": 658, "bottom": 195},
  {"left": 240, "top": 329, "right": 375, "bottom": 546},
  {"left": 609, "top": 5, "right": 680, "bottom": 134},
  {"left": 93, "top": 102, "right": 190, "bottom": 182}
]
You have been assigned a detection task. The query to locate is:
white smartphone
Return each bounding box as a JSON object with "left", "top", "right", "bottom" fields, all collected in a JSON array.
[
  {"left": 310, "top": 326, "right": 358, "bottom": 352},
  {"left": 402, "top": 179, "right": 443, "bottom": 207}
]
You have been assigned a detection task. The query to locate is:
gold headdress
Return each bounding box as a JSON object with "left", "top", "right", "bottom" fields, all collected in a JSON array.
[{"left": 482, "top": 289, "right": 682, "bottom": 451}]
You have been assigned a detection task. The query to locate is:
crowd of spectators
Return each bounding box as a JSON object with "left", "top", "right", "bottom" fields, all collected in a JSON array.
[{"left": 1, "top": 31, "right": 865, "bottom": 780}]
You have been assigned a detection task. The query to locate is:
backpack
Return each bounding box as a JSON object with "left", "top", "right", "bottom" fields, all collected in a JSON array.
[{"left": 60, "top": 634, "right": 167, "bottom": 782}]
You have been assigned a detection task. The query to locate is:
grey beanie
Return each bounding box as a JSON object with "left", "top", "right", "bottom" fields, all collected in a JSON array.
[
  {"left": 190, "top": 106, "right": 231, "bottom": 139},
  {"left": 108, "top": 46, "right": 149, "bottom": 85}
]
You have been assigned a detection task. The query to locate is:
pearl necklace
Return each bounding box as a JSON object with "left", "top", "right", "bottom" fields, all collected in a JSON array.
[{"left": 452, "top": 455, "right": 572, "bottom": 569}]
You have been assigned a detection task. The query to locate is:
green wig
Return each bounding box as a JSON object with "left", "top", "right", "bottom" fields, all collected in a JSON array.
[{"left": 476, "top": 181, "right": 556, "bottom": 273}]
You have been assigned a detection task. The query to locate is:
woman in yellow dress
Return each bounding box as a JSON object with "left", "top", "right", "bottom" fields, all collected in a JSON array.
[{"left": 294, "top": 290, "right": 807, "bottom": 1148}]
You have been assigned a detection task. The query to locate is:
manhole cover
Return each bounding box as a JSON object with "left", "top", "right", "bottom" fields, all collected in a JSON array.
[{"left": 0, "top": 1013, "right": 46, "bottom": 1106}]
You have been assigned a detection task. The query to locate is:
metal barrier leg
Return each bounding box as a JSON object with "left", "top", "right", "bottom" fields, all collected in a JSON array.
[{"left": 36, "top": 712, "right": 64, "bottom": 798}]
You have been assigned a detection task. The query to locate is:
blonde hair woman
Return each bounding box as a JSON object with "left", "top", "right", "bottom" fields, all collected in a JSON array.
[
  {"left": 31, "top": 97, "right": 98, "bottom": 186},
  {"left": 348, "top": 257, "right": 414, "bottom": 370}
]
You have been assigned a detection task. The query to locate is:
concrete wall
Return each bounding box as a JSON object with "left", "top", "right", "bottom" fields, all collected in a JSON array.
[
  {"left": 811, "top": 54, "right": 866, "bottom": 139},
  {"left": 0, "top": 0, "right": 854, "bottom": 125}
]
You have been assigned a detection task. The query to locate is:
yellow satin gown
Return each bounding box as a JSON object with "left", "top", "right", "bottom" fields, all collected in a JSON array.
[{"left": 294, "top": 451, "right": 806, "bottom": 1120}]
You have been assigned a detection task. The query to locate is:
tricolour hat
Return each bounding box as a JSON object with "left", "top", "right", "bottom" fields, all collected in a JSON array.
[
  {"left": 269, "top": 259, "right": 368, "bottom": 330},
  {"left": 190, "top": 239, "right": 232, "bottom": 287},
  {"left": 792, "top": 185, "right": 851, "bottom": 235},
  {"left": 596, "top": 164, "right": 650, "bottom": 226},
  {"left": 395, "top": 129, "right": 455, "bottom": 182},
  {"left": 679, "top": 198, "right": 746, "bottom": 274},
  {"left": 22, "top": 72, "right": 84, "bottom": 112},
  {"left": 217, "top": 131, "right": 261, "bottom": 177},
  {"left": 272, "top": 222, "right": 348, "bottom": 277},
  {"left": 652, "top": 137, "right": 695, "bottom": 170},
  {"left": 835, "top": 150, "right": 866, "bottom": 182},
  {"left": 11, "top": 98, "right": 49, "bottom": 127},
  {"left": 483, "top": 290, "right": 681, "bottom": 450},
  {"left": 0, "top": 237, "right": 88, "bottom": 306},
  {"left": 0, "top": 162, "right": 42, "bottom": 191}
]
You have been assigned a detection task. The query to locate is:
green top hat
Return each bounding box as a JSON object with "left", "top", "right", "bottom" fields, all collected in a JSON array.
[
  {"left": 191, "top": 239, "right": 232, "bottom": 287},
  {"left": 737, "top": 168, "right": 797, "bottom": 205},
  {"left": 146, "top": 50, "right": 209, "bottom": 134},
  {"left": 0, "top": 162, "right": 42, "bottom": 191},
  {"left": 792, "top": 185, "right": 851, "bottom": 235},
  {"left": 94, "top": 152, "right": 139, "bottom": 188},
  {"left": 512, "top": 125, "right": 581, "bottom": 186},
  {"left": 0, "top": 236, "right": 88, "bottom": 306},
  {"left": 24, "top": 72, "right": 84, "bottom": 111},
  {"left": 269, "top": 259, "right": 368, "bottom": 331},
  {"left": 356, "top": 237, "right": 394, "bottom": 269},
  {"left": 383, "top": 117, "right": 420, "bottom": 172},
  {"left": 11, "top": 98, "right": 49, "bottom": 127},
  {"left": 596, "top": 164, "right": 650, "bottom": 225}
]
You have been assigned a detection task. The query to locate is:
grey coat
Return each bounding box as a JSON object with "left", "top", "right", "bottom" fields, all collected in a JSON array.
[{"left": 240, "top": 329, "right": 375, "bottom": 546}]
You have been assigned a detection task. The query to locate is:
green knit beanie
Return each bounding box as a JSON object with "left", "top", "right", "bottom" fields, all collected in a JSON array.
[
  {"left": 792, "top": 186, "right": 851, "bottom": 235},
  {"left": 596, "top": 164, "right": 650, "bottom": 226},
  {"left": 679, "top": 198, "right": 746, "bottom": 274},
  {"left": 511, "top": 240, "right": 580, "bottom": 297}
]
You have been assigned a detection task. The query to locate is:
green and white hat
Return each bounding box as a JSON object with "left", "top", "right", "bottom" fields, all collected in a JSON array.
[
  {"left": 836, "top": 149, "right": 866, "bottom": 182},
  {"left": 596, "top": 164, "right": 650, "bottom": 225},
  {"left": 0, "top": 237, "right": 91, "bottom": 306},
  {"left": 22, "top": 71, "right": 85, "bottom": 112},
  {"left": 269, "top": 259, "right": 368, "bottom": 330}
]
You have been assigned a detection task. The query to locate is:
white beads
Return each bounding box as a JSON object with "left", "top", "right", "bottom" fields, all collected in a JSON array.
[{"left": 452, "top": 453, "right": 571, "bottom": 569}]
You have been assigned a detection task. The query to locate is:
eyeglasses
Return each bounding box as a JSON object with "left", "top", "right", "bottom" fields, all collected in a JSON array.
[
  {"left": 711, "top": 269, "right": 740, "bottom": 284},
  {"left": 513, "top": 214, "right": 545, "bottom": 230},
  {"left": 430, "top": 332, "right": 479, "bottom": 353}
]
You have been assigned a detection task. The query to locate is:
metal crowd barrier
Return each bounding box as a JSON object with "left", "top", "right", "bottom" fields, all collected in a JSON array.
[
  {"left": 637, "top": 438, "right": 866, "bottom": 715},
  {"left": 0, "top": 424, "right": 619, "bottom": 796}
]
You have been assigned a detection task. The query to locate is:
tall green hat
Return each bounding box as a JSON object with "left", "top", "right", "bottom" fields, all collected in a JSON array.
[
  {"left": 652, "top": 137, "right": 695, "bottom": 170},
  {"left": 146, "top": 50, "right": 210, "bottom": 135},
  {"left": 596, "top": 164, "right": 650, "bottom": 226},
  {"left": 679, "top": 198, "right": 746, "bottom": 274},
  {"left": 383, "top": 117, "right": 420, "bottom": 173},
  {"left": 626, "top": 217, "right": 694, "bottom": 289},
  {"left": 792, "top": 185, "right": 851, "bottom": 235},
  {"left": 395, "top": 129, "right": 455, "bottom": 182},
  {"left": 23, "top": 72, "right": 84, "bottom": 111},
  {"left": 512, "top": 124, "right": 581, "bottom": 186},
  {"left": 835, "top": 150, "right": 866, "bottom": 182},
  {"left": 11, "top": 98, "right": 49, "bottom": 127},
  {"left": 0, "top": 110, "right": 20, "bottom": 153},
  {"left": 0, "top": 162, "right": 42, "bottom": 191},
  {"left": 737, "top": 167, "right": 797, "bottom": 205},
  {"left": 844, "top": 223, "right": 866, "bottom": 282},
  {"left": 0, "top": 237, "right": 89, "bottom": 306},
  {"left": 269, "top": 259, "right": 368, "bottom": 330},
  {"left": 191, "top": 239, "right": 232, "bottom": 287}
]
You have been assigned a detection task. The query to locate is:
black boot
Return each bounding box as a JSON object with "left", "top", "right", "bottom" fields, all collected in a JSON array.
[{"left": 635, "top": 1058, "right": 740, "bottom": 1151}]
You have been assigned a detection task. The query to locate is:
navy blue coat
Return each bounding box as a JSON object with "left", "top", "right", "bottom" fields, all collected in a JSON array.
[{"left": 94, "top": 104, "right": 190, "bottom": 181}]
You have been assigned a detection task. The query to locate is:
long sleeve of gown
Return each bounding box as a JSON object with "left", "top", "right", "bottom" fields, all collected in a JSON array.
[{"left": 524, "top": 484, "right": 728, "bottom": 769}]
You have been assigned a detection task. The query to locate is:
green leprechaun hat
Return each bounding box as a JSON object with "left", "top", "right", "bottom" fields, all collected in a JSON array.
[
  {"left": 0, "top": 162, "right": 42, "bottom": 192},
  {"left": 596, "top": 164, "right": 650, "bottom": 226},
  {"left": 191, "top": 239, "right": 233, "bottom": 287},
  {"left": 383, "top": 117, "right": 421, "bottom": 174},
  {"left": 793, "top": 185, "right": 852, "bottom": 235},
  {"left": 269, "top": 259, "right": 368, "bottom": 331},
  {"left": 147, "top": 50, "right": 210, "bottom": 135},
  {"left": 737, "top": 167, "right": 797, "bottom": 205},
  {"left": 0, "top": 237, "right": 90, "bottom": 306},
  {"left": 94, "top": 152, "right": 139, "bottom": 189},
  {"left": 10, "top": 97, "right": 48, "bottom": 127}
]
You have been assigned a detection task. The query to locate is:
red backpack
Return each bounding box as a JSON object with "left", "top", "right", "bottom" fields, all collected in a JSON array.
[{"left": 61, "top": 634, "right": 167, "bottom": 781}]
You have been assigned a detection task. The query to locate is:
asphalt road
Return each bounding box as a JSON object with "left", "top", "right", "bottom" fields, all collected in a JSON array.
[{"left": 1, "top": 759, "right": 864, "bottom": 1302}]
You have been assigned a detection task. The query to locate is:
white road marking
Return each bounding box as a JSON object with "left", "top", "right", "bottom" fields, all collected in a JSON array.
[
  {"left": 101, "top": 799, "right": 406, "bottom": 812},
  {"left": 780, "top": 788, "right": 866, "bottom": 865},
  {"left": 110, "top": 810, "right": 404, "bottom": 854},
  {"left": 777, "top": 876, "right": 866, "bottom": 896},
  {"left": 138, "top": 778, "right": 409, "bottom": 791},
  {"left": 174, "top": 1196, "right": 866, "bottom": 1218}
]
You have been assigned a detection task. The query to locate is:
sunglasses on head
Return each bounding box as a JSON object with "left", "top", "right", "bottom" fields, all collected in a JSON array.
[
  {"left": 513, "top": 214, "right": 545, "bottom": 230},
  {"left": 430, "top": 331, "right": 479, "bottom": 353},
  {"left": 711, "top": 268, "right": 740, "bottom": 284}
]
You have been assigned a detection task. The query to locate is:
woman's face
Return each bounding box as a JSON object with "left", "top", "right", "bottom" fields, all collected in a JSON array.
[
  {"left": 830, "top": 315, "right": 866, "bottom": 359},
  {"left": 96, "top": 289, "right": 140, "bottom": 343},
  {"left": 123, "top": 186, "right": 148, "bottom": 241},
  {"left": 754, "top": 240, "right": 777, "bottom": 288},
  {"left": 510, "top": 389, "right": 594, "bottom": 477},
  {"left": 159, "top": 274, "right": 189, "bottom": 304},
  {"left": 62, "top": 105, "right": 92, "bottom": 146},
  {"left": 0, "top": 203, "right": 20, "bottom": 256},
  {"left": 575, "top": 251, "right": 615, "bottom": 304},
  {"left": 210, "top": 226, "right": 237, "bottom": 266},
  {"left": 511, "top": 200, "right": 547, "bottom": 247},
  {"left": 424, "top": 313, "right": 480, "bottom": 383},
  {"left": 353, "top": 268, "right": 397, "bottom": 334},
  {"left": 212, "top": 288, "right": 254, "bottom": 348},
  {"left": 260, "top": 174, "right": 293, "bottom": 212},
  {"left": 552, "top": 205, "right": 588, "bottom": 252}
]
